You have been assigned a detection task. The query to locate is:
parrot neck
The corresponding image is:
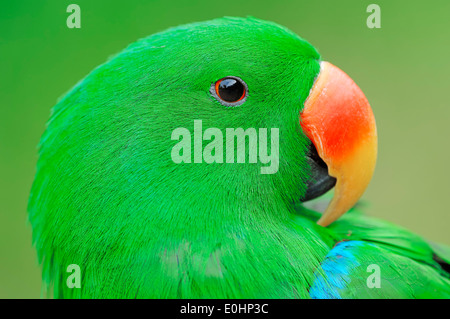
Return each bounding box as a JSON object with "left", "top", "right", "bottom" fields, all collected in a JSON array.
[{"left": 148, "top": 174, "right": 302, "bottom": 238}]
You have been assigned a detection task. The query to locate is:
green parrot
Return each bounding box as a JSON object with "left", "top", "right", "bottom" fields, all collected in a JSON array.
[{"left": 28, "top": 17, "right": 450, "bottom": 299}]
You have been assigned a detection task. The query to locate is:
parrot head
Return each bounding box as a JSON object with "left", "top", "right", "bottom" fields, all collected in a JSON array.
[{"left": 29, "top": 17, "right": 377, "bottom": 297}]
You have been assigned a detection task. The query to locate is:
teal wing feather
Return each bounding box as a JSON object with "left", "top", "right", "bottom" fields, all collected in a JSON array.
[
  {"left": 309, "top": 240, "right": 450, "bottom": 298},
  {"left": 296, "top": 203, "right": 450, "bottom": 298}
]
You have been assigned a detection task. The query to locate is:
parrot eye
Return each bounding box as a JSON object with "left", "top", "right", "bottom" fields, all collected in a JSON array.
[{"left": 210, "top": 76, "right": 248, "bottom": 106}]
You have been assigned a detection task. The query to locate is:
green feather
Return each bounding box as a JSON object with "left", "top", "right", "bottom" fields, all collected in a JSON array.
[{"left": 28, "top": 17, "right": 450, "bottom": 298}]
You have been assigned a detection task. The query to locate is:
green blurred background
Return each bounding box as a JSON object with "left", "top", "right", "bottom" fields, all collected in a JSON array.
[{"left": 1, "top": 0, "right": 449, "bottom": 298}]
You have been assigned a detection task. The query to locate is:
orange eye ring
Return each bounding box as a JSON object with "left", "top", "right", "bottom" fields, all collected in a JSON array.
[{"left": 210, "top": 76, "right": 248, "bottom": 106}]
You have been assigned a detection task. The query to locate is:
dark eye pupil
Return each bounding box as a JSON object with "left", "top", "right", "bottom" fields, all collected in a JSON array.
[{"left": 218, "top": 78, "right": 244, "bottom": 102}]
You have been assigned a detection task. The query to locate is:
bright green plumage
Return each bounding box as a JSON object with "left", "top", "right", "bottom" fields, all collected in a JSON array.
[{"left": 28, "top": 17, "right": 450, "bottom": 298}]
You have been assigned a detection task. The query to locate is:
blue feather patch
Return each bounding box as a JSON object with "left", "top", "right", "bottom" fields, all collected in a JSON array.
[{"left": 309, "top": 241, "right": 365, "bottom": 299}]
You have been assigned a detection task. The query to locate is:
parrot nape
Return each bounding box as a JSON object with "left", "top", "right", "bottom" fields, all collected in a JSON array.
[{"left": 28, "top": 17, "right": 450, "bottom": 298}]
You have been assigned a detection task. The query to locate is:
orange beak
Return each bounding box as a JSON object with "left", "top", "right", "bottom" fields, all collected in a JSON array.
[{"left": 300, "top": 62, "right": 378, "bottom": 227}]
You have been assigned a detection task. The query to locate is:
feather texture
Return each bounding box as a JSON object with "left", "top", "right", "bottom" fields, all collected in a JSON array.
[{"left": 28, "top": 17, "right": 450, "bottom": 298}]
